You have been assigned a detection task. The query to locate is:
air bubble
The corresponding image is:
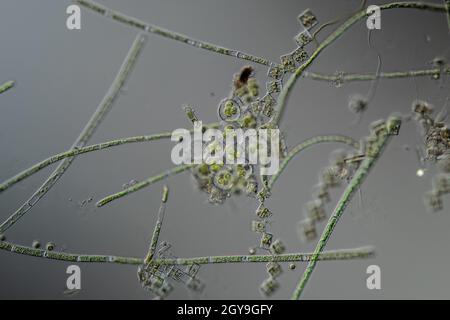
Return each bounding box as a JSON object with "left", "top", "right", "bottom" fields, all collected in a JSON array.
[{"left": 416, "top": 168, "right": 425, "bottom": 177}]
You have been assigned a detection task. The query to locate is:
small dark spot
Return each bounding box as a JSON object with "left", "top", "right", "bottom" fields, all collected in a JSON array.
[{"left": 234, "top": 66, "right": 254, "bottom": 89}]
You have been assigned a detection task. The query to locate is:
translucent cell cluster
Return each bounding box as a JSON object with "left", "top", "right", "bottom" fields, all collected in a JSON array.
[
  {"left": 189, "top": 67, "right": 288, "bottom": 205},
  {"left": 297, "top": 117, "right": 402, "bottom": 241},
  {"left": 412, "top": 100, "right": 450, "bottom": 212}
]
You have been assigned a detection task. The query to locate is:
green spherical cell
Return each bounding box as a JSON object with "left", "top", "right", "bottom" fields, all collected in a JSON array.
[
  {"left": 214, "top": 169, "right": 234, "bottom": 190},
  {"left": 197, "top": 163, "right": 210, "bottom": 177},
  {"left": 223, "top": 100, "right": 237, "bottom": 118},
  {"left": 219, "top": 98, "right": 241, "bottom": 122}
]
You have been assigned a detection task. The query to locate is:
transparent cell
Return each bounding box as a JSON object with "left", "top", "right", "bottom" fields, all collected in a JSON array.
[
  {"left": 157, "top": 241, "right": 173, "bottom": 257},
  {"left": 269, "top": 239, "right": 286, "bottom": 255},
  {"left": 213, "top": 169, "right": 234, "bottom": 191},
  {"left": 208, "top": 186, "right": 227, "bottom": 204},
  {"left": 259, "top": 277, "right": 279, "bottom": 297},
  {"left": 249, "top": 101, "right": 262, "bottom": 116},
  {"left": 294, "top": 29, "right": 313, "bottom": 47},
  {"left": 424, "top": 190, "right": 443, "bottom": 212},
  {"left": 266, "top": 262, "right": 282, "bottom": 277},
  {"left": 168, "top": 267, "right": 188, "bottom": 282},
  {"left": 185, "top": 264, "right": 200, "bottom": 277},
  {"left": 314, "top": 183, "right": 331, "bottom": 203},
  {"left": 266, "top": 80, "right": 282, "bottom": 94},
  {"left": 321, "top": 167, "right": 341, "bottom": 188},
  {"left": 437, "top": 153, "right": 450, "bottom": 173},
  {"left": 298, "top": 8, "right": 318, "bottom": 30},
  {"left": 186, "top": 277, "right": 205, "bottom": 293},
  {"left": 251, "top": 220, "right": 266, "bottom": 233},
  {"left": 432, "top": 174, "right": 450, "bottom": 195},
  {"left": 280, "top": 54, "right": 296, "bottom": 73},
  {"left": 260, "top": 232, "right": 273, "bottom": 249},
  {"left": 261, "top": 94, "right": 276, "bottom": 110},
  {"left": 157, "top": 281, "right": 174, "bottom": 298},
  {"left": 256, "top": 204, "right": 273, "bottom": 219},
  {"left": 257, "top": 187, "right": 272, "bottom": 203},
  {"left": 267, "top": 64, "right": 284, "bottom": 80},
  {"left": 306, "top": 200, "right": 326, "bottom": 222},
  {"left": 292, "top": 47, "right": 309, "bottom": 64},
  {"left": 297, "top": 219, "right": 317, "bottom": 242},
  {"left": 244, "top": 179, "right": 258, "bottom": 197}
]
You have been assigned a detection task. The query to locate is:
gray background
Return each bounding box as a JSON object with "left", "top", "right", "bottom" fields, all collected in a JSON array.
[{"left": 0, "top": 0, "right": 449, "bottom": 299}]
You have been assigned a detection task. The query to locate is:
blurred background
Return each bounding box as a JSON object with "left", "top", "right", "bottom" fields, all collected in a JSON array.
[{"left": 0, "top": 0, "right": 449, "bottom": 299}]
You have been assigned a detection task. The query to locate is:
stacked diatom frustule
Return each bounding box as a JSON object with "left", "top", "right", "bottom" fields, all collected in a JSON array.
[
  {"left": 258, "top": 8, "right": 320, "bottom": 297},
  {"left": 297, "top": 116, "right": 402, "bottom": 242},
  {"left": 297, "top": 148, "right": 364, "bottom": 242},
  {"left": 138, "top": 241, "right": 204, "bottom": 299}
]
